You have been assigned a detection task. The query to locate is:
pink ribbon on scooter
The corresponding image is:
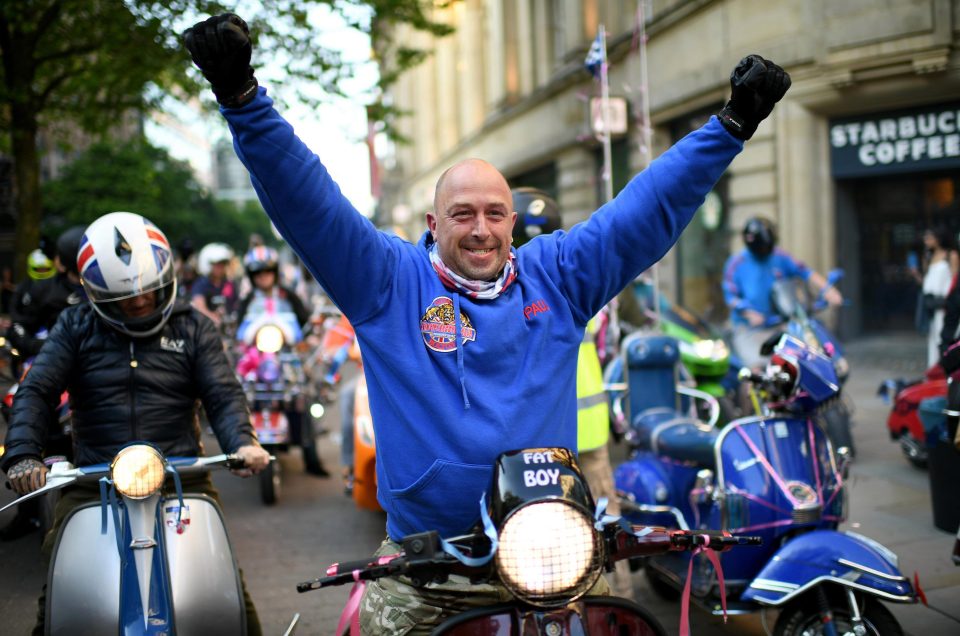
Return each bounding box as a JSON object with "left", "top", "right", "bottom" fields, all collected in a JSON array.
[
  {"left": 678, "top": 535, "right": 727, "bottom": 636},
  {"left": 331, "top": 554, "right": 400, "bottom": 636}
]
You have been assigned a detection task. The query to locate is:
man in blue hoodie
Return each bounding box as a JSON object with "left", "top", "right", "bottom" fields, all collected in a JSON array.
[{"left": 184, "top": 14, "right": 790, "bottom": 632}]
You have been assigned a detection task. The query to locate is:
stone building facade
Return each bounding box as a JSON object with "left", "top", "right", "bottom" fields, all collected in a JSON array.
[{"left": 377, "top": 0, "right": 960, "bottom": 335}]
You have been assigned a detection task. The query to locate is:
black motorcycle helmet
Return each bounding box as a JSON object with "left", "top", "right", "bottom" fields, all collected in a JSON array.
[
  {"left": 742, "top": 216, "right": 777, "bottom": 260},
  {"left": 511, "top": 188, "right": 561, "bottom": 247},
  {"left": 55, "top": 226, "right": 86, "bottom": 275}
]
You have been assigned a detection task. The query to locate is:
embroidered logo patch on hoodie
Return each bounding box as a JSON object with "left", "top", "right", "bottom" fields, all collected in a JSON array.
[{"left": 420, "top": 296, "right": 476, "bottom": 352}]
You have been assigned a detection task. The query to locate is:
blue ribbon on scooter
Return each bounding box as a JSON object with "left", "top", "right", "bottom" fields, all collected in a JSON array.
[
  {"left": 594, "top": 496, "right": 654, "bottom": 537},
  {"left": 164, "top": 464, "right": 187, "bottom": 532},
  {"left": 98, "top": 477, "right": 125, "bottom": 561},
  {"left": 439, "top": 494, "right": 499, "bottom": 567}
]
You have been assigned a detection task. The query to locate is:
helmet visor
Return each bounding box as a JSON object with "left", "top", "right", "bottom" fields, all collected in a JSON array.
[{"left": 87, "top": 265, "right": 176, "bottom": 332}]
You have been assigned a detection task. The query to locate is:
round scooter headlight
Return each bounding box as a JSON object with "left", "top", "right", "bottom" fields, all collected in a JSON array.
[
  {"left": 255, "top": 325, "right": 285, "bottom": 354},
  {"left": 111, "top": 445, "right": 166, "bottom": 499},
  {"left": 495, "top": 499, "right": 601, "bottom": 607}
]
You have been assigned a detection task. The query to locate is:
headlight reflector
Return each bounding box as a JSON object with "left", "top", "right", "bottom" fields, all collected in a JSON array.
[
  {"left": 111, "top": 445, "right": 166, "bottom": 499},
  {"left": 495, "top": 500, "right": 601, "bottom": 606},
  {"left": 255, "top": 325, "right": 285, "bottom": 353}
]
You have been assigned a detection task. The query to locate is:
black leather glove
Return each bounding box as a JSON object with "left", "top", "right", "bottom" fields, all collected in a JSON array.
[
  {"left": 717, "top": 55, "right": 791, "bottom": 141},
  {"left": 183, "top": 13, "right": 258, "bottom": 109}
]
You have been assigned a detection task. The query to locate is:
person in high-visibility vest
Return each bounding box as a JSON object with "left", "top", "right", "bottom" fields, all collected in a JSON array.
[{"left": 577, "top": 312, "right": 634, "bottom": 599}]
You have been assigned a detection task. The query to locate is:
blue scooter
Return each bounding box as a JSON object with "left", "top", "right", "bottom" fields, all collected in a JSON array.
[
  {"left": 734, "top": 269, "right": 854, "bottom": 454},
  {"left": 613, "top": 332, "right": 916, "bottom": 636}
]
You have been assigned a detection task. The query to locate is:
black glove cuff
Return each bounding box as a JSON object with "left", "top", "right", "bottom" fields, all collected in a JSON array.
[
  {"left": 215, "top": 76, "right": 258, "bottom": 109},
  {"left": 718, "top": 102, "right": 758, "bottom": 141}
]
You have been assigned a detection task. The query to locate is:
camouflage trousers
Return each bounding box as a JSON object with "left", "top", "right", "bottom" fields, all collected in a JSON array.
[{"left": 358, "top": 537, "right": 611, "bottom": 635}]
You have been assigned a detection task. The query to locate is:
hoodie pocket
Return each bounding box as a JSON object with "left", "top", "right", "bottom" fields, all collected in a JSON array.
[{"left": 388, "top": 460, "right": 491, "bottom": 537}]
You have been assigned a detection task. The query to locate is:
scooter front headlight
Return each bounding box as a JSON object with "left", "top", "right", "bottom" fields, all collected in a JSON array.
[
  {"left": 495, "top": 499, "right": 601, "bottom": 607},
  {"left": 255, "top": 325, "right": 285, "bottom": 354},
  {"left": 111, "top": 445, "right": 166, "bottom": 499},
  {"left": 694, "top": 339, "right": 728, "bottom": 361}
]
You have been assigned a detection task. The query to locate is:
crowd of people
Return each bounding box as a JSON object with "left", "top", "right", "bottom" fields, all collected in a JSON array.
[{"left": 0, "top": 9, "right": 951, "bottom": 635}]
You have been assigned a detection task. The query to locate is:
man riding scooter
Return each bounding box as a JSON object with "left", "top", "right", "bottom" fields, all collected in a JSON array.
[
  {"left": 184, "top": 13, "right": 790, "bottom": 631},
  {"left": 2, "top": 211, "right": 270, "bottom": 635},
  {"left": 723, "top": 216, "right": 843, "bottom": 370}
]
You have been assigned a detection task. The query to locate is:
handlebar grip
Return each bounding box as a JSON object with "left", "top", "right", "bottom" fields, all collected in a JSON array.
[{"left": 327, "top": 557, "right": 379, "bottom": 576}]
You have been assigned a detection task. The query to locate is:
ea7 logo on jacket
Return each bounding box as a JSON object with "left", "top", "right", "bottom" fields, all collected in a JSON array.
[
  {"left": 160, "top": 337, "right": 185, "bottom": 353},
  {"left": 420, "top": 297, "right": 476, "bottom": 352}
]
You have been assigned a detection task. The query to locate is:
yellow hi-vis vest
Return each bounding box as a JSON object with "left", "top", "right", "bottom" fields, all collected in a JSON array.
[{"left": 577, "top": 317, "right": 609, "bottom": 453}]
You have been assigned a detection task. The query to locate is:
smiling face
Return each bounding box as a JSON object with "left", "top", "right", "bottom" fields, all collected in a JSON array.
[{"left": 427, "top": 159, "right": 518, "bottom": 281}]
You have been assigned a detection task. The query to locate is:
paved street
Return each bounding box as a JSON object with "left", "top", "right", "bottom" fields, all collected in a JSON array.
[{"left": 1, "top": 333, "right": 959, "bottom": 635}]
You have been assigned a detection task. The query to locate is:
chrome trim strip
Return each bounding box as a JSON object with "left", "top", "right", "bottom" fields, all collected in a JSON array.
[
  {"left": 748, "top": 575, "right": 916, "bottom": 606},
  {"left": 749, "top": 578, "right": 799, "bottom": 592},
  {"left": 837, "top": 558, "right": 909, "bottom": 582}
]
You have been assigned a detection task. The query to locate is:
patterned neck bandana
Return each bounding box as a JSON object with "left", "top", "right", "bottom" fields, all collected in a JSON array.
[{"left": 429, "top": 243, "right": 518, "bottom": 300}]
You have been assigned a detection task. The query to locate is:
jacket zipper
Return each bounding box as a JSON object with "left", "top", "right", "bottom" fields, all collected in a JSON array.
[{"left": 129, "top": 340, "right": 139, "bottom": 440}]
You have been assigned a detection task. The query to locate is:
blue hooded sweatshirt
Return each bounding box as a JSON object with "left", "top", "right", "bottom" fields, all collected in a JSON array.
[{"left": 222, "top": 88, "right": 742, "bottom": 540}]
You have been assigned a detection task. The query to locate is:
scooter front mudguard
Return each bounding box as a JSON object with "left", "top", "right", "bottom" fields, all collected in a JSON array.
[{"left": 741, "top": 529, "right": 916, "bottom": 606}]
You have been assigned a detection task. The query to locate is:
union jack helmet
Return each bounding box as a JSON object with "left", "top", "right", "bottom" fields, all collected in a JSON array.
[
  {"left": 78, "top": 211, "right": 177, "bottom": 337},
  {"left": 243, "top": 245, "right": 279, "bottom": 277}
]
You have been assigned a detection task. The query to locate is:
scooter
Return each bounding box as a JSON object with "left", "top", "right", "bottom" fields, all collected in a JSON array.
[
  {"left": 737, "top": 269, "right": 855, "bottom": 454},
  {"left": 298, "top": 446, "right": 761, "bottom": 635},
  {"left": 237, "top": 305, "right": 327, "bottom": 504},
  {"left": 614, "top": 332, "right": 917, "bottom": 635},
  {"left": 877, "top": 364, "right": 947, "bottom": 467},
  {"left": 0, "top": 444, "right": 257, "bottom": 635}
]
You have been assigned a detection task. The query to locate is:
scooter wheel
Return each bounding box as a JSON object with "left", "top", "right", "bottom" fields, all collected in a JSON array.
[{"left": 774, "top": 592, "right": 902, "bottom": 636}]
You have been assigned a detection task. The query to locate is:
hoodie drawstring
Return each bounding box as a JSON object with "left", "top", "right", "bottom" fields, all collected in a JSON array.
[{"left": 453, "top": 294, "right": 471, "bottom": 409}]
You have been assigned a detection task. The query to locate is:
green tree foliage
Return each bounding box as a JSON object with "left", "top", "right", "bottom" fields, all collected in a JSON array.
[
  {"left": 0, "top": 0, "right": 454, "bottom": 277},
  {"left": 41, "top": 138, "right": 277, "bottom": 255}
]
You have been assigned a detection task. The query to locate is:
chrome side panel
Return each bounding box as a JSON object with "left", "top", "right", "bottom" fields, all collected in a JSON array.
[
  {"left": 164, "top": 495, "right": 245, "bottom": 635},
  {"left": 48, "top": 503, "right": 121, "bottom": 635}
]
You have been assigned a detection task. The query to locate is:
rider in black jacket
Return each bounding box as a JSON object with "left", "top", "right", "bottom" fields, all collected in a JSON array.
[{"left": 1, "top": 212, "right": 269, "bottom": 635}]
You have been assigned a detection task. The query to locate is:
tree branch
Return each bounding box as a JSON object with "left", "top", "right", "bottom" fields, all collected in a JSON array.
[
  {"left": 32, "top": 0, "right": 65, "bottom": 43},
  {"left": 36, "top": 68, "right": 77, "bottom": 109},
  {"left": 36, "top": 41, "right": 101, "bottom": 67}
]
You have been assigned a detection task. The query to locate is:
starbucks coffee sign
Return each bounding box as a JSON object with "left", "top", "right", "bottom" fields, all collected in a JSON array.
[{"left": 829, "top": 102, "right": 960, "bottom": 178}]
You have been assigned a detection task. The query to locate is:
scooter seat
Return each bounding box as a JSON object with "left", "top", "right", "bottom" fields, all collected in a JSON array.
[
  {"left": 631, "top": 407, "right": 684, "bottom": 449},
  {"left": 650, "top": 419, "right": 719, "bottom": 468}
]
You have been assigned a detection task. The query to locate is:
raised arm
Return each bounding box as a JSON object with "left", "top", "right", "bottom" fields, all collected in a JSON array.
[
  {"left": 183, "top": 14, "right": 396, "bottom": 323},
  {"left": 555, "top": 55, "right": 789, "bottom": 322}
]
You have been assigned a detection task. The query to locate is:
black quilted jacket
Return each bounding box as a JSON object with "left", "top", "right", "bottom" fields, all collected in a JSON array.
[{"left": 1, "top": 301, "right": 255, "bottom": 471}]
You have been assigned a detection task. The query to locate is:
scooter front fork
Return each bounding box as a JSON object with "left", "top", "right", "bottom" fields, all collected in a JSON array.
[
  {"left": 844, "top": 588, "right": 868, "bottom": 636},
  {"left": 815, "top": 586, "right": 839, "bottom": 636}
]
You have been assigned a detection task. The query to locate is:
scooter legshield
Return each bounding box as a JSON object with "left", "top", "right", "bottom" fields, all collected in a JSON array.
[
  {"left": 47, "top": 496, "right": 245, "bottom": 636},
  {"left": 48, "top": 503, "right": 122, "bottom": 635},
  {"left": 741, "top": 529, "right": 916, "bottom": 606},
  {"left": 164, "top": 494, "right": 245, "bottom": 635}
]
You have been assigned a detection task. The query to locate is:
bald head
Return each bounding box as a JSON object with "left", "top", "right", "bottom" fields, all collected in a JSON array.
[
  {"left": 433, "top": 159, "right": 510, "bottom": 213},
  {"left": 427, "top": 158, "right": 517, "bottom": 281}
]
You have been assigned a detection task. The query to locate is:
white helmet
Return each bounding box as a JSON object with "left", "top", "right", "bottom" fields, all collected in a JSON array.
[
  {"left": 78, "top": 211, "right": 177, "bottom": 337},
  {"left": 197, "top": 242, "right": 234, "bottom": 277}
]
